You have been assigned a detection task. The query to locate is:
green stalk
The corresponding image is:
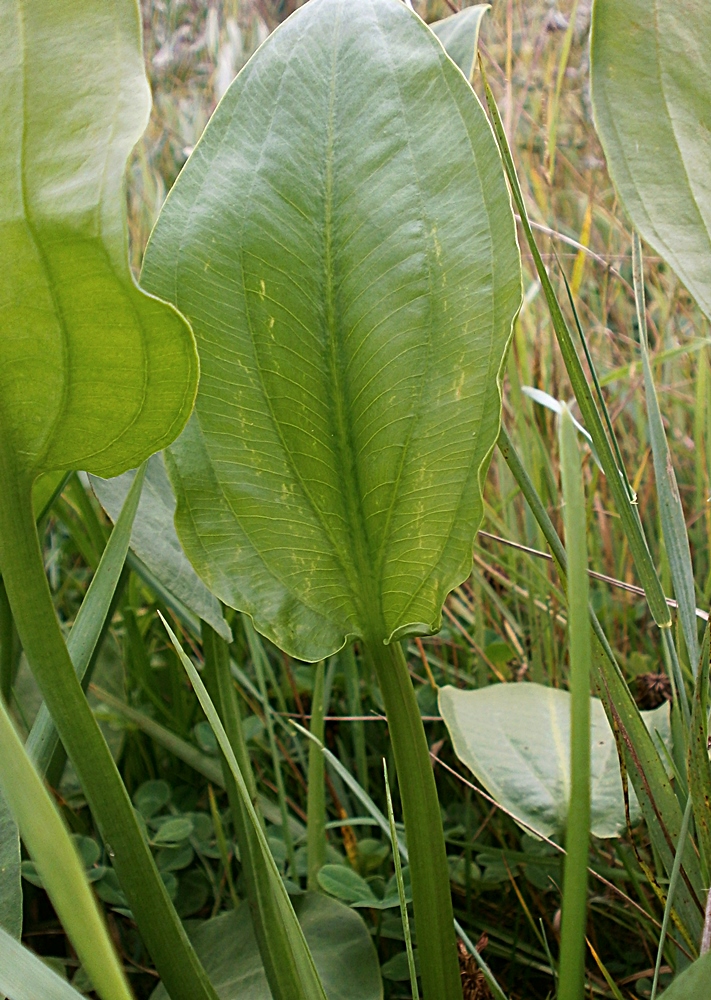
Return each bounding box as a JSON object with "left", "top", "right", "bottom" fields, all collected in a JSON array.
[
  {"left": 364, "top": 637, "right": 463, "bottom": 1000},
  {"left": 307, "top": 660, "right": 327, "bottom": 891},
  {"left": 557, "top": 405, "right": 591, "bottom": 1000},
  {"left": 0, "top": 454, "right": 218, "bottom": 1000},
  {"left": 0, "top": 695, "right": 132, "bottom": 1000}
]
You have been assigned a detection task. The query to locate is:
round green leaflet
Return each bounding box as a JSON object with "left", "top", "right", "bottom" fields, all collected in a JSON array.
[{"left": 143, "top": 0, "right": 521, "bottom": 996}]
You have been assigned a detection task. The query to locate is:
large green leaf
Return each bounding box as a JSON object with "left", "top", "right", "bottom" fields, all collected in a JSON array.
[
  {"left": 142, "top": 0, "right": 520, "bottom": 661},
  {"left": 590, "top": 0, "right": 711, "bottom": 320},
  {"left": 439, "top": 683, "right": 671, "bottom": 839},
  {"left": 429, "top": 4, "right": 489, "bottom": 81},
  {"left": 150, "top": 894, "right": 382, "bottom": 1000},
  {"left": 90, "top": 456, "right": 231, "bottom": 641},
  {"left": 0, "top": 0, "right": 198, "bottom": 484}
]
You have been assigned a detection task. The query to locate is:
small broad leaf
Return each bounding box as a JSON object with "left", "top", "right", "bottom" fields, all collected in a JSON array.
[
  {"left": 439, "top": 683, "right": 671, "bottom": 839},
  {"left": 150, "top": 893, "right": 383, "bottom": 1000},
  {"left": 142, "top": 0, "right": 520, "bottom": 662},
  {"left": 90, "top": 456, "right": 231, "bottom": 641},
  {"left": 0, "top": 0, "right": 197, "bottom": 486},
  {"left": 429, "top": 4, "right": 489, "bottom": 80},
  {"left": 654, "top": 949, "right": 711, "bottom": 999},
  {"left": 317, "top": 865, "right": 380, "bottom": 907},
  {"left": 591, "top": 0, "right": 711, "bottom": 320},
  {"left": 151, "top": 817, "right": 194, "bottom": 846},
  {"left": 133, "top": 780, "right": 171, "bottom": 819}
]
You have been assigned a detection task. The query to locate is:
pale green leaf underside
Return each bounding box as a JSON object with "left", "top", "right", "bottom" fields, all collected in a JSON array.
[
  {"left": 143, "top": 0, "right": 520, "bottom": 660},
  {"left": 0, "top": 0, "right": 197, "bottom": 481},
  {"left": 440, "top": 683, "right": 670, "bottom": 839},
  {"left": 150, "top": 894, "right": 382, "bottom": 1000},
  {"left": 90, "top": 456, "right": 231, "bottom": 641},
  {"left": 591, "top": 0, "right": 711, "bottom": 320},
  {"left": 655, "top": 949, "right": 711, "bottom": 1000},
  {"left": 0, "top": 925, "right": 86, "bottom": 1000},
  {"left": 430, "top": 4, "right": 490, "bottom": 81}
]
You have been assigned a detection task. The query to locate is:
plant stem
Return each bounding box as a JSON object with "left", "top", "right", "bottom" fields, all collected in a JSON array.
[
  {"left": 0, "top": 453, "right": 218, "bottom": 1000},
  {"left": 307, "top": 660, "right": 326, "bottom": 891},
  {"left": 364, "top": 637, "right": 463, "bottom": 1000},
  {"left": 557, "top": 406, "right": 591, "bottom": 1000}
]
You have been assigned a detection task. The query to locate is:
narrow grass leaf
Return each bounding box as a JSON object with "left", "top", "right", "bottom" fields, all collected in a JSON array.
[
  {"left": 633, "top": 233, "right": 700, "bottom": 671},
  {"left": 26, "top": 464, "right": 146, "bottom": 775},
  {"left": 292, "top": 722, "right": 510, "bottom": 1000},
  {"left": 160, "top": 614, "right": 329, "bottom": 1000},
  {"left": 0, "top": 698, "right": 132, "bottom": 1000},
  {"left": 482, "top": 66, "right": 671, "bottom": 629},
  {"left": 650, "top": 796, "right": 694, "bottom": 1000},
  {"left": 688, "top": 623, "right": 711, "bottom": 883},
  {"left": 383, "top": 759, "right": 419, "bottom": 1000},
  {"left": 498, "top": 423, "right": 704, "bottom": 942},
  {"left": 557, "top": 405, "right": 591, "bottom": 1000}
]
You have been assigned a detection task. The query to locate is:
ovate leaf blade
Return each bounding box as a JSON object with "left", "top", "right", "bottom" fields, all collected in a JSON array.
[{"left": 143, "top": 0, "right": 521, "bottom": 661}]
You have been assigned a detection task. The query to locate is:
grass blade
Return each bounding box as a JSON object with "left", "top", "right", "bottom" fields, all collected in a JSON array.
[
  {"left": 161, "top": 614, "right": 329, "bottom": 1000},
  {"left": 557, "top": 406, "right": 591, "bottom": 1000},
  {"left": 243, "top": 616, "right": 296, "bottom": 873},
  {"left": 689, "top": 623, "right": 711, "bottom": 884},
  {"left": 633, "top": 232, "right": 700, "bottom": 671},
  {"left": 0, "top": 697, "right": 132, "bottom": 1000},
  {"left": 498, "top": 423, "right": 705, "bottom": 943},
  {"left": 26, "top": 464, "right": 146, "bottom": 775},
  {"left": 482, "top": 64, "right": 671, "bottom": 630},
  {"left": 292, "top": 720, "right": 510, "bottom": 1000},
  {"left": 384, "top": 758, "right": 419, "bottom": 1000},
  {"left": 650, "top": 796, "right": 695, "bottom": 1000}
]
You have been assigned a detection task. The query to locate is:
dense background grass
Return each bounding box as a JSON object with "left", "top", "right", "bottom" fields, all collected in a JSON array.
[{"left": 15, "top": 1, "right": 709, "bottom": 997}]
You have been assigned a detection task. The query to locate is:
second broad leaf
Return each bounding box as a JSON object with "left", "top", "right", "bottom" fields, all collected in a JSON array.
[{"left": 440, "top": 682, "right": 671, "bottom": 839}]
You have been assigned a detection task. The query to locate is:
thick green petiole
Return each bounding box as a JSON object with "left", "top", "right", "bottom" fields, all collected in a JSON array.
[
  {"left": 0, "top": 453, "right": 218, "bottom": 1000},
  {"left": 557, "top": 406, "right": 592, "bottom": 1000},
  {"left": 364, "top": 637, "right": 463, "bottom": 1000}
]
